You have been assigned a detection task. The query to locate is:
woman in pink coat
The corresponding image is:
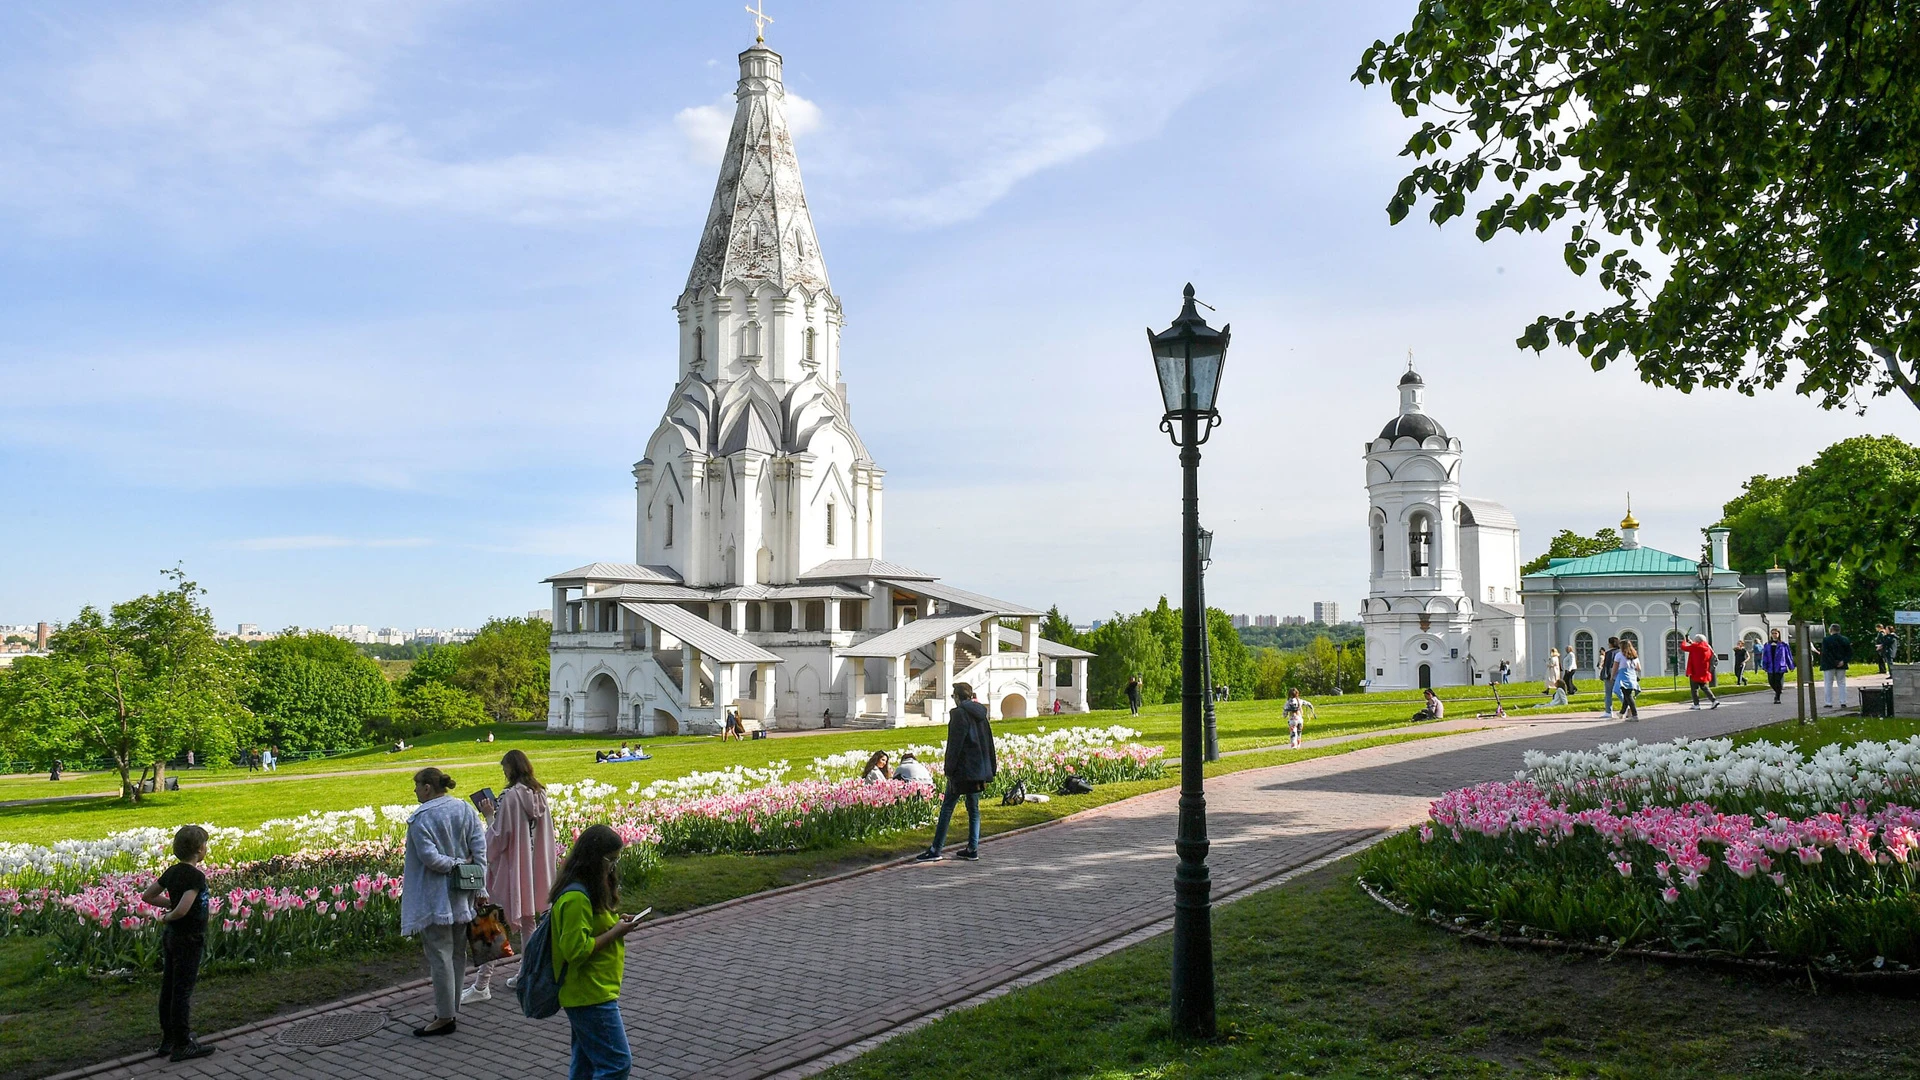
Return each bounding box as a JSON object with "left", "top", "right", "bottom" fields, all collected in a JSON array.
[{"left": 464, "top": 748, "right": 556, "bottom": 1003}]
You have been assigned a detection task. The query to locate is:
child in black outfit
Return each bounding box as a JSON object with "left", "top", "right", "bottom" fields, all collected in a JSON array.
[{"left": 141, "top": 825, "right": 216, "bottom": 1062}]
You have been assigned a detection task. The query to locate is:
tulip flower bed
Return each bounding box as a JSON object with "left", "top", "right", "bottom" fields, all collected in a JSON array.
[
  {"left": 1361, "top": 736, "right": 1920, "bottom": 973},
  {"left": 606, "top": 778, "right": 935, "bottom": 856},
  {"left": 802, "top": 725, "right": 1166, "bottom": 796}
]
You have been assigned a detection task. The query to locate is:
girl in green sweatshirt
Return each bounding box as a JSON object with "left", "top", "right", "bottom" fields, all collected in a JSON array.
[{"left": 549, "top": 824, "right": 645, "bottom": 1079}]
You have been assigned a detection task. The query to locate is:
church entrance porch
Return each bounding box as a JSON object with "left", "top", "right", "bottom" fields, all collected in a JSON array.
[{"left": 584, "top": 673, "right": 620, "bottom": 733}]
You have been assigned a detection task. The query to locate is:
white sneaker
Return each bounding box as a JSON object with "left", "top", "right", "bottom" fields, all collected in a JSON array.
[
  {"left": 1690, "top": 704, "right": 1701, "bottom": 710},
  {"left": 460, "top": 985, "right": 490, "bottom": 1005},
  {"left": 504, "top": 974, "right": 519, "bottom": 990}
]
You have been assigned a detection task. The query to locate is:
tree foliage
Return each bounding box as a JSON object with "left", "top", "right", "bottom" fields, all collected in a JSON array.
[
  {"left": 379, "top": 681, "right": 491, "bottom": 740},
  {"left": 443, "top": 618, "right": 550, "bottom": 723},
  {"left": 1716, "top": 435, "right": 1920, "bottom": 630},
  {"left": 1356, "top": 2, "right": 1920, "bottom": 413},
  {"left": 1521, "top": 527, "right": 1623, "bottom": 576},
  {"left": 246, "top": 632, "right": 395, "bottom": 753},
  {"left": 0, "top": 570, "right": 252, "bottom": 799}
]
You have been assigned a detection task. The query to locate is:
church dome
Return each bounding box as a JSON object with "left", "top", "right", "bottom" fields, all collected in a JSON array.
[
  {"left": 1378, "top": 412, "right": 1448, "bottom": 441},
  {"left": 1398, "top": 369, "right": 1425, "bottom": 386}
]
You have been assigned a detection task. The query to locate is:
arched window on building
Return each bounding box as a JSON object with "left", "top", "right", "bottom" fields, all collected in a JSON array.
[
  {"left": 1574, "top": 631, "right": 1595, "bottom": 670},
  {"left": 825, "top": 502, "right": 836, "bottom": 546},
  {"left": 805, "top": 325, "right": 817, "bottom": 363},
  {"left": 1666, "top": 630, "right": 1684, "bottom": 674},
  {"left": 1408, "top": 512, "right": 1433, "bottom": 576},
  {"left": 664, "top": 502, "right": 675, "bottom": 548},
  {"left": 693, "top": 325, "right": 704, "bottom": 364},
  {"left": 1370, "top": 513, "right": 1386, "bottom": 576}
]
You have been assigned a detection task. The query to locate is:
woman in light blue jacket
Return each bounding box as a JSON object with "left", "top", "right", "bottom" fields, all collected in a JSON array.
[
  {"left": 402, "top": 767, "right": 487, "bottom": 1037},
  {"left": 1614, "top": 642, "right": 1644, "bottom": 721}
]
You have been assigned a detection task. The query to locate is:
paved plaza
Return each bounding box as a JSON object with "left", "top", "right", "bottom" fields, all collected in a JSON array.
[{"left": 56, "top": 690, "right": 1831, "bottom": 1080}]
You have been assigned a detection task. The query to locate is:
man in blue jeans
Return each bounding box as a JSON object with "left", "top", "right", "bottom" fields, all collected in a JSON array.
[{"left": 917, "top": 682, "right": 997, "bottom": 863}]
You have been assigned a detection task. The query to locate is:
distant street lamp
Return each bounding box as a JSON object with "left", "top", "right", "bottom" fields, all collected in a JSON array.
[
  {"left": 1197, "top": 527, "right": 1219, "bottom": 763},
  {"left": 1669, "top": 598, "right": 1683, "bottom": 690},
  {"left": 1698, "top": 547, "right": 1716, "bottom": 682},
  {"left": 1148, "top": 282, "right": 1229, "bottom": 1040}
]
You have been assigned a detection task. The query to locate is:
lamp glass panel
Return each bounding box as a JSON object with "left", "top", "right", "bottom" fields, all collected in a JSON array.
[
  {"left": 1153, "top": 350, "right": 1187, "bottom": 414},
  {"left": 1187, "top": 346, "right": 1225, "bottom": 412}
]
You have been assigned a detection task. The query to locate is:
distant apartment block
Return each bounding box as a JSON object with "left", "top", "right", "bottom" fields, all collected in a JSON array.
[
  {"left": 527, "top": 609, "right": 553, "bottom": 623},
  {"left": 1229, "top": 613, "right": 1250, "bottom": 629},
  {"left": 1314, "top": 602, "right": 1340, "bottom": 625}
]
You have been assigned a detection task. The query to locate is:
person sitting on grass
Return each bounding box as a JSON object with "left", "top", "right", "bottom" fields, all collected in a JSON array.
[
  {"left": 893, "top": 752, "right": 934, "bottom": 785},
  {"left": 861, "top": 751, "right": 892, "bottom": 782},
  {"left": 1414, "top": 688, "right": 1445, "bottom": 722},
  {"left": 141, "top": 825, "right": 215, "bottom": 1062}
]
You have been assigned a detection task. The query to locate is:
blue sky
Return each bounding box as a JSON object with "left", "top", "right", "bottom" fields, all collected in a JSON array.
[{"left": 2, "top": 1, "right": 1912, "bottom": 632}]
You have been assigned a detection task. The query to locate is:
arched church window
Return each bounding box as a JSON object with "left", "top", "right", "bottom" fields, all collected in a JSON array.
[
  {"left": 1371, "top": 514, "right": 1386, "bottom": 576},
  {"left": 805, "top": 326, "right": 817, "bottom": 362},
  {"left": 1487, "top": 587, "right": 1495, "bottom": 602},
  {"left": 1408, "top": 513, "right": 1433, "bottom": 576},
  {"left": 825, "top": 502, "right": 836, "bottom": 546},
  {"left": 665, "top": 503, "right": 675, "bottom": 548},
  {"left": 1575, "top": 631, "right": 1595, "bottom": 670},
  {"left": 693, "top": 325, "right": 704, "bottom": 363}
]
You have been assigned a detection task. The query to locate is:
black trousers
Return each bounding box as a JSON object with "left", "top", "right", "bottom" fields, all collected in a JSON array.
[
  {"left": 159, "top": 931, "right": 204, "bottom": 1047},
  {"left": 1768, "top": 670, "right": 1786, "bottom": 700},
  {"left": 1563, "top": 672, "right": 1577, "bottom": 694},
  {"left": 1690, "top": 681, "right": 1717, "bottom": 705}
]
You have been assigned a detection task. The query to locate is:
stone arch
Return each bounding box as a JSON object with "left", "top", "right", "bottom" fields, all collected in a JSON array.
[
  {"left": 651, "top": 709, "right": 680, "bottom": 736},
  {"left": 999, "top": 693, "right": 1029, "bottom": 719},
  {"left": 1418, "top": 663, "right": 1433, "bottom": 689},
  {"left": 583, "top": 672, "right": 620, "bottom": 733},
  {"left": 1370, "top": 509, "right": 1387, "bottom": 576}
]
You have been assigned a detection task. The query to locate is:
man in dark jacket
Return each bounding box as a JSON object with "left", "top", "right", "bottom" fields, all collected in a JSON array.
[
  {"left": 916, "top": 682, "right": 996, "bottom": 863},
  {"left": 1759, "top": 627, "right": 1795, "bottom": 704},
  {"left": 1819, "top": 625, "right": 1853, "bottom": 709}
]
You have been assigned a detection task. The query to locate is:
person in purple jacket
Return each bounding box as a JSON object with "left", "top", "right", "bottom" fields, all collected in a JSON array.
[{"left": 1759, "top": 627, "right": 1796, "bottom": 705}]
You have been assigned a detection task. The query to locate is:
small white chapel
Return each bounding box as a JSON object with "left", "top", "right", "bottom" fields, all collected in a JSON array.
[{"left": 543, "top": 32, "right": 1091, "bottom": 736}]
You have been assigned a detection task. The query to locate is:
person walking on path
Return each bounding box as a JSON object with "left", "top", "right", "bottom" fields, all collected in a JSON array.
[
  {"left": 1562, "top": 645, "right": 1579, "bottom": 695},
  {"left": 401, "top": 767, "right": 486, "bottom": 1037},
  {"left": 1819, "top": 624, "right": 1853, "bottom": 709},
  {"left": 141, "top": 825, "right": 214, "bottom": 1062},
  {"left": 1679, "top": 634, "right": 1720, "bottom": 710},
  {"left": 465, "top": 750, "right": 554, "bottom": 1004},
  {"left": 1760, "top": 627, "right": 1795, "bottom": 704},
  {"left": 1732, "top": 640, "right": 1749, "bottom": 686},
  {"left": 1878, "top": 624, "right": 1900, "bottom": 673},
  {"left": 917, "top": 682, "right": 995, "bottom": 863},
  {"left": 551, "top": 824, "right": 644, "bottom": 1080},
  {"left": 1284, "top": 688, "right": 1316, "bottom": 748},
  {"left": 1600, "top": 637, "right": 1622, "bottom": 717},
  {"left": 1124, "top": 676, "right": 1143, "bottom": 718},
  {"left": 1616, "top": 641, "right": 1644, "bottom": 720}
]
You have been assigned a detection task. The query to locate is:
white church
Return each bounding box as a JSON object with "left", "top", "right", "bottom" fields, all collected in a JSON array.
[
  {"left": 1360, "top": 366, "right": 1790, "bottom": 691},
  {"left": 544, "top": 37, "right": 1091, "bottom": 735},
  {"left": 1359, "top": 366, "right": 1526, "bottom": 691}
]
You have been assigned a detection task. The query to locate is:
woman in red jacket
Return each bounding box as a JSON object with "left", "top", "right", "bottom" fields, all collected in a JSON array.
[{"left": 1679, "top": 634, "right": 1719, "bottom": 710}]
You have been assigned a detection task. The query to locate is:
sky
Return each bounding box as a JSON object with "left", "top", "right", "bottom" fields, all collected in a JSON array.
[{"left": 2, "top": 0, "right": 1913, "bottom": 633}]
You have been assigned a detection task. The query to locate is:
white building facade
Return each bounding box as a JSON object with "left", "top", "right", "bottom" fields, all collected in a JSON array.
[
  {"left": 1361, "top": 367, "right": 1526, "bottom": 690},
  {"left": 1521, "top": 517, "right": 1788, "bottom": 681},
  {"left": 545, "top": 39, "right": 1090, "bottom": 736}
]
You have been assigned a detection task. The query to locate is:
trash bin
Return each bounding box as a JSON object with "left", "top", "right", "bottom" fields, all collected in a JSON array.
[{"left": 1861, "top": 686, "right": 1893, "bottom": 718}]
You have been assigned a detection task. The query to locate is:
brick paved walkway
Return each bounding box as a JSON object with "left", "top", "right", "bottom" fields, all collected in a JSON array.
[{"left": 60, "top": 691, "right": 1814, "bottom": 1080}]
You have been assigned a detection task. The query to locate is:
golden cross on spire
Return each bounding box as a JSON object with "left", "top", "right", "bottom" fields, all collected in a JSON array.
[{"left": 745, "top": 0, "right": 773, "bottom": 43}]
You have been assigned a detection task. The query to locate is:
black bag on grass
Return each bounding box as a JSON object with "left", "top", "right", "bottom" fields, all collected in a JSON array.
[
  {"left": 1060, "top": 776, "right": 1094, "bottom": 796},
  {"left": 1000, "top": 779, "right": 1027, "bottom": 806}
]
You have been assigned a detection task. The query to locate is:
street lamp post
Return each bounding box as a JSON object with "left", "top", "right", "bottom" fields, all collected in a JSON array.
[
  {"left": 1197, "top": 527, "right": 1219, "bottom": 763},
  {"left": 1669, "top": 598, "right": 1682, "bottom": 690},
  {"left": 1698, "top": 547, "right": 1716, "bottom": 685},
  {"left": 1148, "top": 283, "right": 1229, "bottom": 1039}
]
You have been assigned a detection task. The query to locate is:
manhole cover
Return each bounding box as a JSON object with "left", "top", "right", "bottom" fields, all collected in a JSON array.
[{"left": 274, "top": 1011, "right": 388, "bottom": 1047}]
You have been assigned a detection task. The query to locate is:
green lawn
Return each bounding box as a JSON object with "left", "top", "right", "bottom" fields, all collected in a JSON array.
[
  {"left": 1730, "top": 712, "right": 1920, "bottom": 753},
  {"left": 821, "top": 861, "right": 1920, "bottom": 1080}
]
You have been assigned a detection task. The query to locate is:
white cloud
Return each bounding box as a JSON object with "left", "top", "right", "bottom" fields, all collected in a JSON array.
[{"left": 675, "top": 88, "right": 822, "bottom": 168}]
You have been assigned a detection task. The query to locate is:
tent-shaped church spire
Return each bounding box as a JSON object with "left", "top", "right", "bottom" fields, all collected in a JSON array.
[{"left": 684, "top": 35, "right": 830, "bottom": 301}]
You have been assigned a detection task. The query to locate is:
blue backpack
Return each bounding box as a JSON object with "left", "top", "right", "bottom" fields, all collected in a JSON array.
[{"left": 516, "top": 884, "right": 587, "bottom": 1019}]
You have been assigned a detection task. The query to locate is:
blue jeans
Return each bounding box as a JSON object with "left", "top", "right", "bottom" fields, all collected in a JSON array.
[
  {"left": 930, "top": 788, "right": 981, "bottom": 854},
  {"left": 565, "top": 1001, "right": 631, "bottom": 1080},
  {"left": 1604, "top": 679, "right": 1617, "bottom": 715}
]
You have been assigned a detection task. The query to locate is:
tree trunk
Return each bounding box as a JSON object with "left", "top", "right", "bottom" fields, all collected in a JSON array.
[{"left": 119, "top": 759, "right": 136, "bottom": 802}]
